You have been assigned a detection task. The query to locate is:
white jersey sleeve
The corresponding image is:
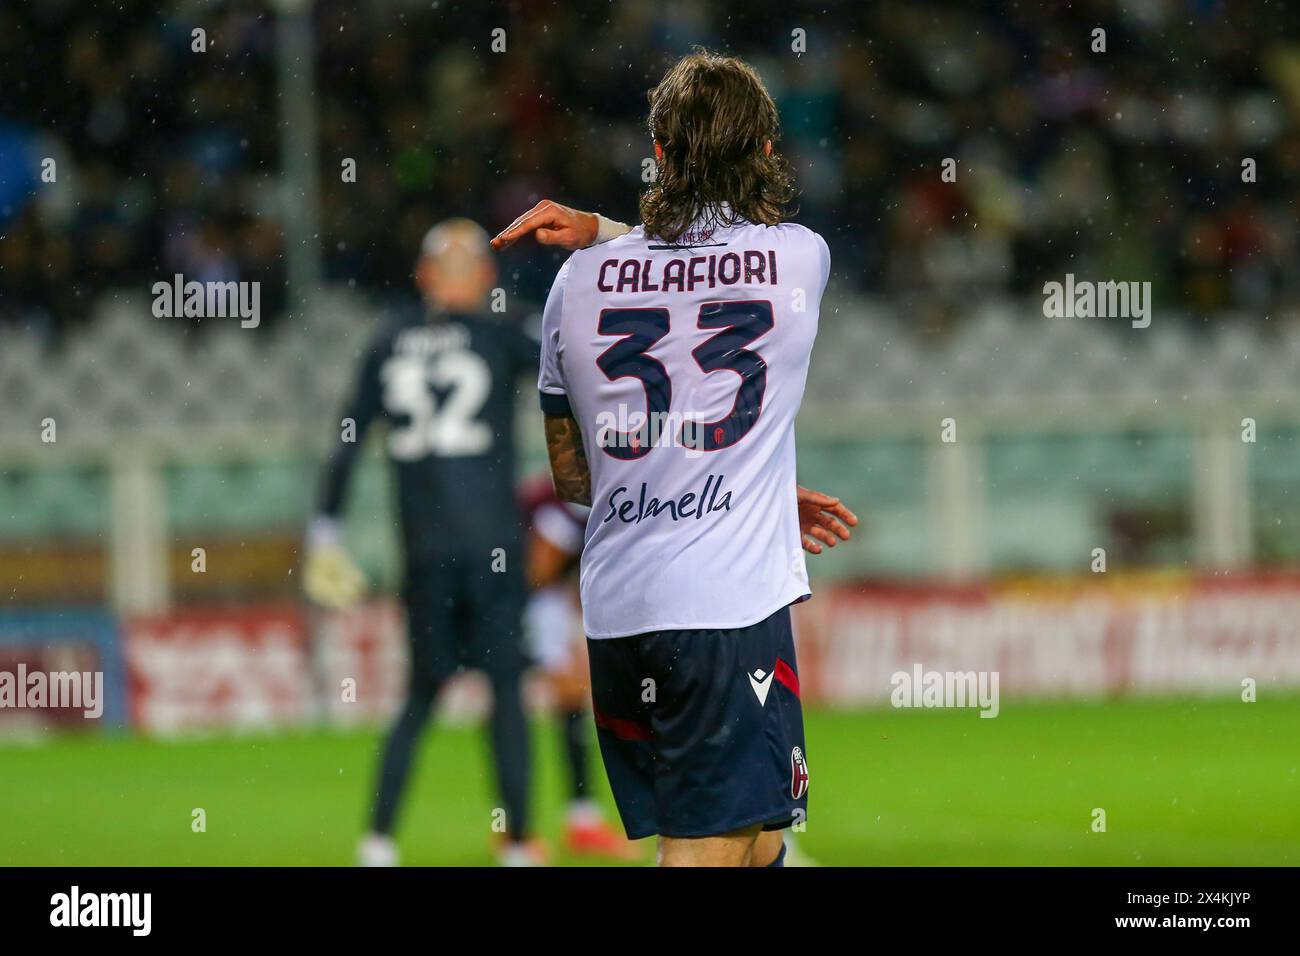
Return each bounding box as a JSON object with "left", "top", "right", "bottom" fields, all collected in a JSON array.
[
  {"left": 538, "top": 257, "right": 573, "bottom": 413},
  {"left": 541, "top": 216, "right": 829, "bottom": 638}
]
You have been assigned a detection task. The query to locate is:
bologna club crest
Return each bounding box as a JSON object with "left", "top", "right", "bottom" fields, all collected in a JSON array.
[{"left": 790, "top": 746, "right": 810, "bottom": 799}]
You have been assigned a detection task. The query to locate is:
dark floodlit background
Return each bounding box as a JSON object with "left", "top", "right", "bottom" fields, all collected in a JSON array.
[{"left": 0, "top": 0, "right": 1298, "bottom": 865}]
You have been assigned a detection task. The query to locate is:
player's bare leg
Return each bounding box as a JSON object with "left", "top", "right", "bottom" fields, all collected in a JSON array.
[
  {"left": 657, "top": 824, "right": 762, "bottom": 867},
  {"left": 748, "top": 829, "right": 785, "bottom": 866}
]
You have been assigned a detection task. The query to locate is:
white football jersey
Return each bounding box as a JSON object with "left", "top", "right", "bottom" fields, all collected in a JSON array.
[{"left": 538, "top": 214, "right": 830, "bottom": 638}]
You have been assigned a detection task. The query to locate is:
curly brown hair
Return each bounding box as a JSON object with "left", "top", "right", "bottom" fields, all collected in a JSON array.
[{"left": 639, "top": 51, "right": 796, "bottom": 244}]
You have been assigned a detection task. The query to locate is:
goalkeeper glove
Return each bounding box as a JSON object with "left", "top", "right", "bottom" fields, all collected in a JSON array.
[{"left": 303, "top": 518, "right": 366, "bottom": 609}]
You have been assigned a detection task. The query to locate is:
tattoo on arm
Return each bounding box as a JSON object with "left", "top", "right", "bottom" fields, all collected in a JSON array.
[{"left": 544, "top": 412, "right": 592, "bottom": 506}]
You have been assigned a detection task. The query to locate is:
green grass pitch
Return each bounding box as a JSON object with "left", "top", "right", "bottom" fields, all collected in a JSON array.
[{"left": 2, "top": 695, "right": 1296, "bottom": 865}]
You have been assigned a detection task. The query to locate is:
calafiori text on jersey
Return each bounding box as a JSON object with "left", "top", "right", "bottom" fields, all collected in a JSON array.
[
  {"left": 596, "top": 250, "right": 779, "bottom": 294},
  {"left": 540, "top": 218, "right": 827, "bottom": 638}
]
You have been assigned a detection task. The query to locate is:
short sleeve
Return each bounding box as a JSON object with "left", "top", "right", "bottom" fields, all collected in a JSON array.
[
  {"left": 538, "top": 257, "right": 573, "bottom": 415},
  {"left": 814, "top": 231, "right": 831, "bottom": 294}
]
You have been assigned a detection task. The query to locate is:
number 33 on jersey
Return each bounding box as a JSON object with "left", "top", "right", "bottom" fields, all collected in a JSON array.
[{"left": 538, "top": 217, "right": 831, "bottom": 639}]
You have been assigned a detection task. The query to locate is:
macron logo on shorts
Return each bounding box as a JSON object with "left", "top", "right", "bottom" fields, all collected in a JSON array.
[{"left": 749, "top": 667, "right": 775, "bottom": 706}]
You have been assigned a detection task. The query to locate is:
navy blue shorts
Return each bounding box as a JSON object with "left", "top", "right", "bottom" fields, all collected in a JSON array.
[
  {"left": 403, "top": 551, "right": 527, "bottom": 683},
  {"left": 587, "top": 605, "right": 809, "bottom": 840}
]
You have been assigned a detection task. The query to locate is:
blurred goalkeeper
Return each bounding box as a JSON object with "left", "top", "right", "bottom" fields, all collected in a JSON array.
[{"left": 304, "top": 218, "right": 543, "bottom": 867}]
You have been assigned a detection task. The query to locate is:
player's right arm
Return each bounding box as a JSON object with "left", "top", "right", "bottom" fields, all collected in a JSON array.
[
  {"left": 544, "top": 412, "right": 591, "bottom": 506},
  {"left": 536, "top": 257, "right": 592, "bottom": 506},
  {"left": 491, "top": 200, "right": 630, "bottom": 251},
  {"left": 491, "top": 197, "right": 620, "bottom": 508},
  {"left": 304, "top": 336, "right": 386, "bottom": 609}
]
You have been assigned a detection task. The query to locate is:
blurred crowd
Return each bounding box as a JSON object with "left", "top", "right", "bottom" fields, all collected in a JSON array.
[{"left": 2, "top": 0, "right": 1299, "bottom": 339}]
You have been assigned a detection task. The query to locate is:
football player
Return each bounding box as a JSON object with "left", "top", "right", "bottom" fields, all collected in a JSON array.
[
  {"left": 305, "top": 219, "right": 544, "bottom": 866},
  {"left": 493, "top": 53, "right": 857, "bottom": 866}
]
